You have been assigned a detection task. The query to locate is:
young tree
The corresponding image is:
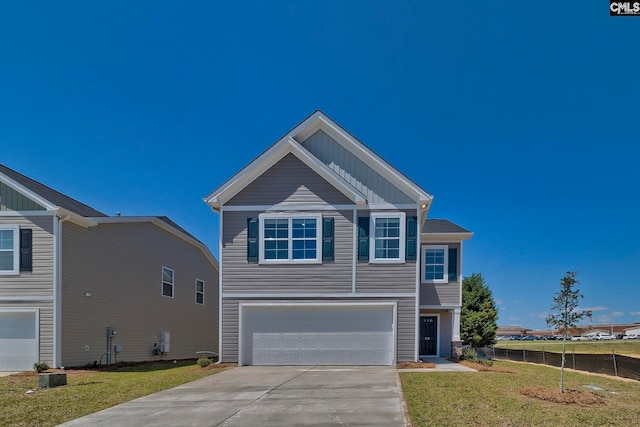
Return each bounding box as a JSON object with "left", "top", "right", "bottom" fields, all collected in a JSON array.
[
  {"left": 461, "top": 273, "right": 498, "bottom": 348},
  {"left": 546, "top": 271, "right": 592, "bottom": 393}
]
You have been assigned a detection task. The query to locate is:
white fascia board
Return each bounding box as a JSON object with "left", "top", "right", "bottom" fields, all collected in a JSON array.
[
  {"left": 294, "top": 114, "right": 433, "bottom": 203},
  {"left": 90, "top": 216, "right": 219, "bottom": 271},
  {"left": 0, "top": 173, "right": 58, "bottom": 211},
  {"left": 421, "top": 232, "right": 473, "bottom": 243},
  {"left": 204, "top": 137, "right": 366, "bottom": 210},
  {"left": 56, "top": 208, "right": 97, "bottom": 228}
]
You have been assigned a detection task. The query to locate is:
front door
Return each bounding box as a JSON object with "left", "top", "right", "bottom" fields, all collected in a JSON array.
[{"left": 420, "top": 316, "right": 438, "bottom": 356}]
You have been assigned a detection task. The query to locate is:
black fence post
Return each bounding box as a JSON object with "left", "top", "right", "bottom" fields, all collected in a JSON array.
[{"left": 613, "top": 350, "right": 618, "bottom": 377}]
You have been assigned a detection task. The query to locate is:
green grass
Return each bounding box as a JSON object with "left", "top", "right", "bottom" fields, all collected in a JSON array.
[
  {"left": 0, "top": 361, "right": 226, "bottom": 427},
  {"left": 401, "top": 360, "right": 640, "bottom": 426},
  {"left": 494, "top": 339, "right": 640, "bottom": 356}
]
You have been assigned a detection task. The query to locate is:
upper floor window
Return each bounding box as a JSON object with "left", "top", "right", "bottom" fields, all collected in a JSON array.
[
  {"left": 162, "top": 267, "right": 174, "bottom": 298},
  {"left": 0, "top": 226, "right": 19, "bottom": 274},
  {"left": 195, "top": 279, "right": 204, "bottom": 304},
  {"left": 369, "top": 212, "right": 406, "bottom": 263},
  {"left": 421, "top": 245, "right": 458, "bottom": 283},
  {"left": 258, "top": 214, "right": 322, "bottom": 263}
]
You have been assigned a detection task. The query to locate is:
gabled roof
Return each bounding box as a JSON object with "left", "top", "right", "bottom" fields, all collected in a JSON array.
[
  {"left": 421, "top": 219, "right": 473, "bottom": 242},
  {"left": 204, "top": 111, "right": 433, "bottom": 211},
  {"left": 0, "top": 164, "right": 106, "bottom": 218}
]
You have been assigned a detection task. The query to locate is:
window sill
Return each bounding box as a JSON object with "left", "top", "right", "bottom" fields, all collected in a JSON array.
[
  {"left": 368, "top": 259, "right": 406, "bottom": 265},
  {"left": 259, "top": 260, "right": 323, "bottom": 265}
]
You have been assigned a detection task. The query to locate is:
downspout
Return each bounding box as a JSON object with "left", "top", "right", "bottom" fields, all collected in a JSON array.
[{"left": 53, "top": 213, "right": 70, "bottom": 368}]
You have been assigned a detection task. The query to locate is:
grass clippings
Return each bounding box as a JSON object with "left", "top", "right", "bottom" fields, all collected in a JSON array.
[
  {"left": 520, "top": 386, "right": 605, "bottom": 406},
  {"left": 397, "top": 361, "right": 435, "bottom": 369},
  {"left": 458, "top": 360, "right": 516, "bottom": 373}
]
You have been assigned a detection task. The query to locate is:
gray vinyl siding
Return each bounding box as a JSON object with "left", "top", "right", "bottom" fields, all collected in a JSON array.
[
  {"left": 221, "top": 297, "right": 415, "bottom": 364},
  {"left": 301, "top": 130, "right": 414, "bottom": 205},
  {"left": 226, "top": 154, "right": 354, "bottom": 206},
  {"left": 0, "top": 215, "right": 54, "bottom": 297},
  {"left": 0, "top": 182, "right": 46, "bottom": 211},
  {"left": 222, "top": 210, "right": 353, "bottom": 294},
  {"left": 419, "top": 242, "right": 461, "bottom": 307},
  {"left": 60, "top": 221, "right": 218, "bottom": 368},
  {"left": 356, "top": 209, "right": 417, "bottom": 293}
]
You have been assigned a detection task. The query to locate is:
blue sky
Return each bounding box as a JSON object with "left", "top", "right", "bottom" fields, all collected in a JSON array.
[{"left": 1, "top": 2, "right": 638, "bottom": 330}]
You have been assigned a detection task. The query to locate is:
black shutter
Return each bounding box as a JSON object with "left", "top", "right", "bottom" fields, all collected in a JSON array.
[
  {"left": 322, "top": 217, "right": 334, "bottom": 261},
  {"left": 405, "top": 216, "right": 417, "bottom": 261},
  {"left": 20, "top": 228, "right": 33, "bottom": 272},
  {"left": 357, "top": 217, "right": 369, "bottom": 261},
  {"left": 247, "top": 218, "right": 258, "bottom": 263},
  {"left": 448, "top": 247, "right": 458, "bottom": 282}
]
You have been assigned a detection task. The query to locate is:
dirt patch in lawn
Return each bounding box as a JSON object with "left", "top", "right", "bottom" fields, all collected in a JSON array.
[
  {"left": 458, "top": 360, "right": 516, "bottom": 373},
  {"left": 397, "top": 361, "right": 436, "bottom": 369},
  {"left": 520, "top": 386, "right": 606, "bottom": 406}
]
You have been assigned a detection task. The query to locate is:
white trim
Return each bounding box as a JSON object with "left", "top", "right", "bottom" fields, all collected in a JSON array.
[
  {"left": 0, "top": 308, "right": 40, "bottom": 367},
  {"left": 218, "top": 207, "right": 224, "bottom": 362},
  {"left": 0, "top": 225, "right": 19, "bottom": 275},
  {"left": 220, "top": 203, "right": 417, "bottom": 212},
  {"left": 0, "top": 296, "right": 54, "bottom": 302},
  {"left": 258, "top": 213, "right": 322, "bottom": 264},
  {"left": 195, "top": 278, "right": 204, "bottom": 305},
  {"left": 204, "top": 136, "right": 367, "bottom": 210},
  {"left": 459, "top": 241, "right": 464, "bottom": 306},
  {"left": 421, "top": 245, "right": 449, "bottom": 283},
  {"left": 237, "top": 301, "right": 397, "bottom": 366},
  {"left": 419, "top": 313, "right": 441, "bottom": 357},
  {"left": 452, "top": 308, "right": 461, "bottom": 341},
  {"left": 420, "top": 305, "right": 461, "bottom": 310},
  {"left": 0, "top": 172, "right": 58, "bottom": 211},
  {"left": 415, "top": 204, "right": 420, "bottom": 361},
  {"left": 352, "top": 208, "right": 357, "bottom": 293},
  {"left": 223, "top": 292, "right": 416, "bottom": 299},
  {"left": 369, "top": 212, "right": 406, "bottom": 263},
  {"left": 162, "top": 266, "right": 175, "bottom": 298},
  {"left": 0, "top": 211, "right": 54, "bottom": 217}
]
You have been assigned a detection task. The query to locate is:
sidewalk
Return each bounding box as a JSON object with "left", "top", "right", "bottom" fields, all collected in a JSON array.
[{"left": 398, "top": 358, "right": 477, "bottom": 372}]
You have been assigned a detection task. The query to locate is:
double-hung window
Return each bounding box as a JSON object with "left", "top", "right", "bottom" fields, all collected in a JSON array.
[
  {"left": 421, "top": 245, "right": 448, "bottom": 283},
  {"left": 195, "top": 279, "right": 204, "bottom": 304},
  {"left": 370, "top": 212, "right": 406, "bottom": 263},
  {"left": 0, "top": 225, "right": 19, "bottom": 275},
  {"left": 259, "top": 214, "right": 321, "bottom": 263},
  {"left": 162, "top": 267, "right": 174, "bottom": 298}
]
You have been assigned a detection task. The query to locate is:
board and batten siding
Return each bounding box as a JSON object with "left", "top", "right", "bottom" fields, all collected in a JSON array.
[
  {"left": 0, "top": 182, "right": 46, "bottom": 211},
  {"left": 222, "top": 210, "right": 353, "bottom": 294},
  {"left": 300, "top": 129, "right": 414, "bottom": 205},
  {"left": 60, "top": 221, "right": 218, "bottom": 368},
  {"left": 419, "top": 242, "right": 461, "bottom": 307},
  {"left": 221, "top": 297, "right": 416, "bottom": 364},
  {"left": 0, "top": 215, "right": 54, "bottom": 297},
  {"left": 226, "top": 153, "right": 354, "bottom": 206}
]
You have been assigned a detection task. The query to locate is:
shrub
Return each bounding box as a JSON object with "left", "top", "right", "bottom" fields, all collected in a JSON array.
[
  {"left": 33, "top": 361, "right": 50, "bottom": 373},
  {"left": 197, "top": 357, "right": 212, "bottom": 368}
]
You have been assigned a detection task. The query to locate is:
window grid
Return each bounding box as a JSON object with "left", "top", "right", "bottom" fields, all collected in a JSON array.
[
  {"left": 421, "top": 246, "right": 448, "bottom": 283},
  {"left": 162, "top": 267, "right": 174, "bottom": 298},
  {"left": 0, "top": 227, "right": 18, "bottom": 274},
  {"left": 259, "top": 215, "right": 321, "bottom": 263},
  {"left": 195, "top": 279, "right": 204, "bottom": 304}
]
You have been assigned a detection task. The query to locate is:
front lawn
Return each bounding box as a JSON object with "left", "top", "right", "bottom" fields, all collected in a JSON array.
[
  {"left": 401, "top": 360, "right": 640, "bottom": 426},
  {"left": 0, "top": 360, "right": 227, "bottom": 427}
]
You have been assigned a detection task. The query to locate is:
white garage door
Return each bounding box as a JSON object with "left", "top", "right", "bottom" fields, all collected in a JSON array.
[
  {"left": 240, "top": 304, "right": 395, "bottom": 366},
  {"left": 0, "top": 311, "right": 38, "bottom": 371}
]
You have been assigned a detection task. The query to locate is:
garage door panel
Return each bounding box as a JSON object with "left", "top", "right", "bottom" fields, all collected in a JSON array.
[
  {"left": 0, "top": 312, "right": 38, "bottom": 371},
  {"left": 242, "top": 304, "right": 395, "bottom": 366}
]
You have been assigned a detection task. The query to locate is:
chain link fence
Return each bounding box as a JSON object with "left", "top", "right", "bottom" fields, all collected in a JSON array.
[{"left": 476, "top": 346, "right": 640, "bottom": 381}]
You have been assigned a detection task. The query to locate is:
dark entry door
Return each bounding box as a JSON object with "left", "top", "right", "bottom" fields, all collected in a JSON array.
[{"left": 420, "top": 316, "right": 438, "bottom": 356}]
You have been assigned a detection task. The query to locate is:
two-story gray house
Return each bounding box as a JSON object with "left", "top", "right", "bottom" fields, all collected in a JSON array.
[
  {"left": 205, "top": 111, "right": 472, "bottom": 365},
  {"left": 0, "top": 165, "right": 218, "bottom": 371}
]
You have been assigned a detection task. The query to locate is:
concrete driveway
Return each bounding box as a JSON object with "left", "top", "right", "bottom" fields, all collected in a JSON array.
[{"left": 58, "top": 366, "right": 407, "bottom": 426}]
